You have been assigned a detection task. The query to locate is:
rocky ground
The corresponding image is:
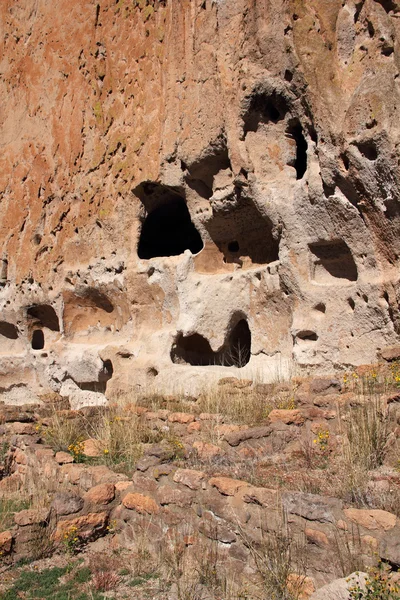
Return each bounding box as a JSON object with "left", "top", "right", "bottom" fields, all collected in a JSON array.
[{"left": 0, "top": 365, "right": 400, "bottom": 599}]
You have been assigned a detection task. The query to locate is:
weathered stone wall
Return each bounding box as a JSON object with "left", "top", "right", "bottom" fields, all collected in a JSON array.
[
  {"left": 1, "top": 399, "right": 399, "bottom": 595},
  {"left": 1, "top": 0, "right": 400, "bottom": 402}
]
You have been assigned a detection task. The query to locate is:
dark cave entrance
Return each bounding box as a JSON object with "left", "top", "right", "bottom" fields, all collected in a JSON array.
[
  {"left": 287, "top": 121, "right": 308, "bottom": 180},
  {"left": 27, "top": 305, "right": 60, "bottom": 331},
  {"left": 135, "top": 183, "right": 203, "bottom": 259},
  {"left": 171, "top": 318, "right": 251, "bottom": 368},
  {"left": 31, "top": 329, "right": 45, "bottom": 350}
]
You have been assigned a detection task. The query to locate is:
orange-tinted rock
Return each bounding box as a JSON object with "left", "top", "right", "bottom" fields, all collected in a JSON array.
[
  {"left": 193, "top": 441, "right": 223, "bottom": 460},
  {"left": 287, "top": 574, "right": 316, "bottom": 600},
  {"left": 344, "top": 508, "right": 397, "bottom": 531},
  {"left": 122, "top": 492, "right": 159, "bottom": 514},
  {"left": 305, "top": 527, "right": 329, "bottom": 547},
  {"left": 209, "top": 476, "right": 249, "bottom": 496},
  {"left": 14, "top": 508, "right": 49, "bottom": 527},
  {"left": 0, "top": 530, "right": 13, "bottom": 554},
  {"left": 187, "top": 421, "right": 201, "bottom": 433},
  {"left": 55, "top": 451, "right": 74, "bottom": 464},
  {"left": 168, "top": 413, "right": 195, "bottom": 424},
  {"left": 268, "top": 409, "right": 305, "bottom": 425},
  {"left": 84, "top": 483, "right": 115, "bottom": 505},
  {"left": 82, "top": 438, "right": 102, "bottom": 457},
  {"left": 53, "top": 512, "right": 108, "bottom": 542}
]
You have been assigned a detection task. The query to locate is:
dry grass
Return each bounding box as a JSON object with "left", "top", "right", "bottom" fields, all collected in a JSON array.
[
  {"left": 41, "top": 404, "right": 165, "bottom": 475},
  {"left": 139, "top": 381, "right": 297, "bottom": 426}
]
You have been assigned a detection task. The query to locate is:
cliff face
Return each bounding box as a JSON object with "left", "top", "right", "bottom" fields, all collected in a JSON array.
[{"left": 1, "top": 0, "right": 400, "bottom": 402}]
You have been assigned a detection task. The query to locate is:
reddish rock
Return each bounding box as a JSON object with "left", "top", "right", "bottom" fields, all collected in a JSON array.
[
  {"left": 305, "top": 527, "right": 329, "bottom": 547},
  {"left": 242, "top": 486, "right": 278, "bottom": 507},
  {"left": 82, "top": 438, "right": 102, "bottom": 457},
  {"left": 287, "top": 574, "right": 315, "bottom": 599},
  {"left": 84, "top": 483, "right": 115, "bottom": 505},
  {"left": 173, "top": 468, "right": 205, "bottom": 490},
  {"left": 115, "top": 481, "right": 132, "bottom": 493},
  {"left": 122, "top": 492, "right": 159, "bottom": 514},
  {"left": 214, "top": 423, "right": 241, "bottom": 437},
  {"left": 193, "top": 440, "right": 223, "bottom": 460},
  {"left": 209, "top": 476, "right": 249, "bottom": 496},
  {"left": 199, "top": 413, "right": 221, "bottom": 420},
  {"left": 269, "top": 409, "right": 305, "bottom": 425},
  {"left": 55, "top": 451, "right": 74, "bottom": 464},
  {"left": 0, "top": 530, "right": 13, "bottom": 554},
  {"left": 14, "top": 448, "right": 27, "bottom": 465},
  {"left": 168, "top": 412, "right": 195, "bottom": 424},
  {"left": 35, "top": 448, "right": 55, "bottom": 460},
  {"left": 14, "top": 508, "right": 49, "bottom": 527},
  {"left": 54, "top": 512, "right": 108, "bottom": 542},
  {"left": 187, "top": 421, "right": 201, "bottom": 433},
  {"left": 344, "top": 508, "right": 397, "bottom": 531}
]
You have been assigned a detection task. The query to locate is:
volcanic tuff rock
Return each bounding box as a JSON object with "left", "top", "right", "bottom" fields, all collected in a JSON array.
[{"left": 1, "top": 0, "right": 400, "bottom": 402}]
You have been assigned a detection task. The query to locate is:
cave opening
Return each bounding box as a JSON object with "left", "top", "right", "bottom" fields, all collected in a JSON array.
[
  {"left": 309, "top": 240, "right": 358, "bottom": 283},
  {"left": 0, "top": 322, "right": 18, "bottom": 340},
  {"left": 32, "top": 329, "right": 45, "bottom": 350},
  {"left": 243, "top": 91, "right": 288, "bottom": 135},
  {"left": 135, "top": 183, "right": 203, "bottom": 259},
  {"left": 287, "top": 121, "right": 308, "bottom": 179},
  {"left": 27, "top": 305, "right": 60, "bottom": 331},
  {"left": 171, "top": 318, "right": 251, "bottom": 368}
]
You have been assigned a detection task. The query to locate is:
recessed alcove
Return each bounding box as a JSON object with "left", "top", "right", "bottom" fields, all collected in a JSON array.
[
  {"left": 171, "top": 317, "right": 251, "bottom": 368},
  {"left": 134, "top": 182, "right": 203, "bottom": 259},
  {"left": 0, "top": 321, "right": 19, "bottom": 340},
  {"left": 286, "top": 120, "right": 308, "bottom": 179},
  {"left": 27, "top": 305, "right": 60, "bottom": 331},
  {"left": 243, "top": 90, "right": 288, "bottom": 135},
  {"left": 31, "top": 329, "right": 45, "bottom": 350},
  {"left": 309, "top": 240, "right": 358, "bottom": 284}
]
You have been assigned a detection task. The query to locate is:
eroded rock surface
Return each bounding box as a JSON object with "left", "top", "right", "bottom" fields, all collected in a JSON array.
[{"left": 1, "top": 0, "right": 400, "bottom": 401}]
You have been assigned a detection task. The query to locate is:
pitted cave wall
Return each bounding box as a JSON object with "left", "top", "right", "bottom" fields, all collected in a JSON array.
[{"left": 1, "top": 0, "right": 400, "bottom": 402}]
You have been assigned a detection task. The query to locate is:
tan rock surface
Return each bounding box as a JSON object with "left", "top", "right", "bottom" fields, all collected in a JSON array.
[{"left": 0, "top": 0, "right": 399, "bottom": 402}]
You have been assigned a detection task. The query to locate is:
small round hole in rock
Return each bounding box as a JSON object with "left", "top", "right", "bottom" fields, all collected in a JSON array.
[
  {"left": 32, "top": 330, "right": 44, "bottom": 350},
  {"left": 228, "top": 241, "right": 240, "bottom": 253},
  {"left": 348, "top": 298, "right": 355, "bottom": 311}
]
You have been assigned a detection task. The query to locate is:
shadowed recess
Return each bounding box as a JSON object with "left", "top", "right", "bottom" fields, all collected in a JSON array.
[
  {"left": 286, "top": 120, "right": 308, "bottom": 179},
  {"left": 309, "top": 240, "right": 358, "bottom": 283},
  {"left": 135, "top": 182, "right": 203, "bottom": 259},
  {"left": 205, "top": 194, "right": 280, "bottom": 265},
  {"left": 32, "top": 329, "right": 44, "bottom": 350},
  {"left": 27, "top": 305, "right": 60, "bottom": 331},
  {"left": 171, "top": 318, "right": 251, "bottom": 368},
  {"left": 0, "top": 322, "right": 18, "bottom": 339},
  {"left": 243, "top": 90, "right": 288, "bottom": 135}
]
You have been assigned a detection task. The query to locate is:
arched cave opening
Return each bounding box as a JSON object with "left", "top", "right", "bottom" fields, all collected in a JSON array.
[
  {"left": 287, "top": 121, "right": 308, "bottom": 180},
  {"left": 27, "top": 304, "right": 60, "bottom": 331},
  {"left": 0, "top": 321, "right": 18, "bottom": 340},
  {"left": 31, "top": 329, "right": 45, "bottom": 350},
  {"left": 170, "top": 318, "right": 251, "bottom": 368},
  {"left": 309, "top": 240, "right": 358, "bottom": 283},
  {"left": 243, "top": 90, "right": 288, "bottom": 136},
  {"left": 224, "top": 319, "right": 252, "bottom": 367},
  {"left": 135, "top": 183, "right": 203, "bottom": 259}
]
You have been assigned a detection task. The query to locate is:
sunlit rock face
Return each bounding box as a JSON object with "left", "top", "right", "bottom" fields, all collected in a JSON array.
[{"left": 1, "top": 0, "right": 400, "bottom": 403}]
